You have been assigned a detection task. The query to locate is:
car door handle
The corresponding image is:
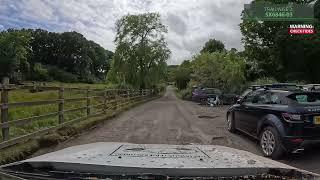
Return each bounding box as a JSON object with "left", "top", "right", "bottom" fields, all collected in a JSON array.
[{"left": 244, "top": 106, "right": 249, "bottom": 109}]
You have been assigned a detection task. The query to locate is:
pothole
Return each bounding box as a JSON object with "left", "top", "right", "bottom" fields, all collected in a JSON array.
[
  {"left": 211, "top": 136, "right": 225, "bottom": 140},
  {"left": 125, "top": 148, "right": 145, "bottom": 151},
  {"left": 198, "top": 115, "right": 220, "bottom": 119}
]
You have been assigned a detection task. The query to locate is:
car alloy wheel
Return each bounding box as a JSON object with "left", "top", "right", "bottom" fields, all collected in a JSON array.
[
  {"left": 226, "top": 113, "right": 235, "bottom": 132},
  {"left": 260, "top": 129, "right": 276, "bottom": 156}
]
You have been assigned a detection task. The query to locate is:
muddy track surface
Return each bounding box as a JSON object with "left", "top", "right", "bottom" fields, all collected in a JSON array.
[{"left": 33, "top": 86, "right": 320, "bottom": 174}]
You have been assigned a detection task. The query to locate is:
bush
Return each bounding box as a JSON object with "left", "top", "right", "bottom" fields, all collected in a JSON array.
[
  {"left": 250, "top": 77, "right": 278, "bottom": 85},
  {"left": 81, "top": 74, "right": 98, "bottom": 84},
  {"left": 9, "top": 72, "right": 24, "bottom": 84},
  {"left": 192, "top": 52, "right": 246, "bottom": 94},
  {"left": 154, "top": 83, "right": 166, "bottom": 92},
  {"left": 180, "top": 88, "right": 192, "bottom": 100},
  {"left": 31, "top": 63, "right": 51, "bottom": 81},
  {"left": 47, "top": 66, "right": 78, "bottom": 83},
  {"left": 109, "top": 82, "right": 133, "bottom": 89}
]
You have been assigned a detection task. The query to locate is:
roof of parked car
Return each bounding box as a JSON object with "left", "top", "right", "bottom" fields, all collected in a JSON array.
[
  {"left": 251, "top": 87, "right": 302, "bottom": 94},
  {"left": 262, "top": 89, "right": 320, "bottom": 96},
  {"left": 250, "top": 83, "right": 302, "bottom": 91}
]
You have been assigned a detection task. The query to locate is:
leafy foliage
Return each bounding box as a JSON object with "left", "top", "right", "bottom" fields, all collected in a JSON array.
[
  {"left": 240, "top": 0, "right": 320, "bottom": 82},
  {"left": 32, "top": 63, "right": 50, "bottom": 81},
  {"left": 174, "top": 60, "right": 192, "bottom": 90},
  {"left": 0, "top": 28, "right": 113, "bottom": 83},
  {"left": 0, "top": 29, "right": 31, "bottom": 83},
  {"left": 179, "top": 88, "right": 193, "bottom": 100},
  {"left": 165, "top": 65, "right": 178, "bottom": 82},
  {"left": 47, "top": 66, "right": 79, "bottom": 83},
  {"left": 174, "top": 39, "right": 246, "bottom": 93},
  {"left": 250, "top": 77, "right": 278, "bottom": 85},
  {"left": 108, "top": 13, "right": 171, "bottom": 89},
  {"left": 200, "top": 39, "right": 225, "bottom": 53},
  {"left": 192, "top": 52, "right": 246, "bottom": 93}
]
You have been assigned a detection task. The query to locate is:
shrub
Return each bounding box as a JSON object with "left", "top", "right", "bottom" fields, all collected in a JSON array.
[
  {"left": 9, "top": 72, "right": 24, "bottom": 84},
  {"left": 81, "top": 74, "right": 98, "bottom": 84},
  {"left": 47, "top": 66, "right": 78, "bottom": 83},
  {"left": 180, "top": 88, "right": 192, "bottom": 100},
  {"left": 109, "top": 82, "right": 133, "bottom": 89},
  {"left": 31, "top": 63, "right": 50, "bottom": 81},
  {"left": 250, "top": 77, "right": 278, "bottom": 85}
]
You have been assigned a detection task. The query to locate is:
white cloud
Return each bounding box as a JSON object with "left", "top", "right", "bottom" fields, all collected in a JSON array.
[
  {"left": 0, "top": 0, "right": 252, "bottom": 64},
  {"left": 18, "top": 0, "right": 55, "bottom": 21}
]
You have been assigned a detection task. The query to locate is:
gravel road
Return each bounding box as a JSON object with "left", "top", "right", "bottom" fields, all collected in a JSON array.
[{"left": 33, "top": 86, "right": 320, "bottom": 174}]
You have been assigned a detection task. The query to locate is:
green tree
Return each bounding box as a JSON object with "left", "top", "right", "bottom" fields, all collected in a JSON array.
[
  {"left": 165, "top": 65, "right": 178, "bottom": 82},
  {"left": 0, "top": 28, "right": 112, "bottom": 83},
  {"left": 174, "top": 60, "right": 192, "bottom": 90},
  {"left": 108, "top": 13, "right": 171, "bottom": 88},
  {"left": 240, "top": 0, "right": 319, "bottom": 82},
  {"left": 192, "top": 52, "right": 246, "bottom": 93},
  {"left": 0, "top": 29, "right": 31, "bottom": 82},
  {"left": 87, "top": 41, "right": 113, "bottom": 80},
  {"left": 29, "top": 29, "right": 112, "bottom": 83},
  {"left": 200, "top": 39, "right": 225, "bottom": 53}
]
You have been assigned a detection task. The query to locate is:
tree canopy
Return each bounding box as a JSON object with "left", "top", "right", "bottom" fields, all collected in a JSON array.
[
  {"left": 108, "top": 13, "right": 171, "bottom": 89},
  {"left": 0, "top": 29, "right": 113, "bottom": 83},
  {"left": 192, "top": 52, "right": 246, "bottom": 93},
  {"left": 173, "top": 51, "right": 246, "bottom": 93},
  {"left": 0, "top": 30, "right": 31, "bottom": 82},
  {"left": 240, "top": 0, "right": 320, "bottom": 82},
  {"left": 174, "top": 60, "right": 192, "bottom": 90},
  {"left": 200, "top": 39, "right": 225, "bottom": 54}
]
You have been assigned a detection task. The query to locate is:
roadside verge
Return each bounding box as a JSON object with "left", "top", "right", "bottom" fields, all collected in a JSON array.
[{"left": 0, "top": 95, "right": 161, "bottom": 165}]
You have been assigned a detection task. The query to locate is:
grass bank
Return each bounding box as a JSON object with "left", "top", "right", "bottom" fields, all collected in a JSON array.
[
  {"left": 1, "top": 83, "right": 108, "bottom": 140},
  {"left": 0, "top": 95, "right": 161, "bottom": 165}
]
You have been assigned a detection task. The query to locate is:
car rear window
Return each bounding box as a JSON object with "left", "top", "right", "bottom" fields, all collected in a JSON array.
[
  {"left": 241, "top": 89, "right": 252, "bottom": 97},
  {"left": 204, "top": 88, "right": 221, "bottom": 94},
  {"left": 287, "top": 93, "right": 320, "bottom": 105},
  {"left": 312, "top": 86, "right": 320, "bottom": 90}
]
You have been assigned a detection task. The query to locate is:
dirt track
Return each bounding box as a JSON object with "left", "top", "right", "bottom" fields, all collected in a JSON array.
[{"left": 33, "top": 86, "right": 320, "bottom": 174}]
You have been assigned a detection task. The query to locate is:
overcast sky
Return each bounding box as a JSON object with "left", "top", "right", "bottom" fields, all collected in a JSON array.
[{"left": 0, "top": 0, "right": 251, "bottom": 65}]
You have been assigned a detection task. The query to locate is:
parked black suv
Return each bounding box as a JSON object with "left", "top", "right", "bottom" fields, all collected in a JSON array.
[
  {"left": 227, "top": 88, "right": 320, "bottom": 159},
  {"left": 238, "top": 83, "right": 303, "bottom": 101}
]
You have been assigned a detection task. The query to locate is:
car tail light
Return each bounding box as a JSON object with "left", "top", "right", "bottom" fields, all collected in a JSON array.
[
  {"left": 290, "top": 138, "right": 304, "bottom": 143},
  {"left": 282, "top": 113, "right": 302, "bottom": 122}
]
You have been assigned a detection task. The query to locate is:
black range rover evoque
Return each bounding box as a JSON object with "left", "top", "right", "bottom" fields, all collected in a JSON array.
[{"left": 227, "top": 88, "right": 320, "bottom": 159}]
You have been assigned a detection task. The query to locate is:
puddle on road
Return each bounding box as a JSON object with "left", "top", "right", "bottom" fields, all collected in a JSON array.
[
  {"left": 198, "top": 115, "right": 220, "bottom": 119},
  {"left": 211, "top": 136, "right": 225, "bottom": 140}
]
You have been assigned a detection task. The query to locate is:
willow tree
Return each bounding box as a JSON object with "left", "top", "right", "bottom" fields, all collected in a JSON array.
[{"left": 108, "top": 13, "right": 171, "bottom": 88}]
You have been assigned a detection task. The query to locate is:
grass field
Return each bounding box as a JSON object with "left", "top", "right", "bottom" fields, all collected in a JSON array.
[{"left": 1, "top": 82, "right": 113, "bottom": 141}]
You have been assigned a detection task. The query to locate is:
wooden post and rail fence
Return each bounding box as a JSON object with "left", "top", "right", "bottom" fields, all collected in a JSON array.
[{"left": 0, "top": 79, "right": 162, "bottom": 150}]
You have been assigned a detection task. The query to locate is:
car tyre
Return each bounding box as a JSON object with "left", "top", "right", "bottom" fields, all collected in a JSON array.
[
  {"left": 259, "top": 126, "right": 285, "bottom": 160},
  {"left": 200, "top": 98, "right": 206, "bottom": 105},
  {"left": 226, "top": 113, "right": 236, "bottom": 133}
]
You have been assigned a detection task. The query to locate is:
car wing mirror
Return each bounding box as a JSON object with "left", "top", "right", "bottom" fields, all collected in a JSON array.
[{"left": 236, "top": 98, "right": 243, "bottom": 104}]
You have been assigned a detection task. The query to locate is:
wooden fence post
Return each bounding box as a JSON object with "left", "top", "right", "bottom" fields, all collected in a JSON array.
[
  {"left": 103, "top": 90, "right": 107, "bottom": 114},
  {"left": 32, "top": 81, "right": 36, "bottom": 92},
  {"left": 58, "top": 87, "right": 64, "bottom": 124},
  {"left": 113, "top": 90, "right": 117, "bottom": 111},
  {"left": 127, "top": 89, "right": 130, "bottom": 102},
  {"left": 1, "top": 78, "right": 9, "bottom": 141},
  {"left": 86, "top": 87, "right": 91, "bottom": 116}
]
